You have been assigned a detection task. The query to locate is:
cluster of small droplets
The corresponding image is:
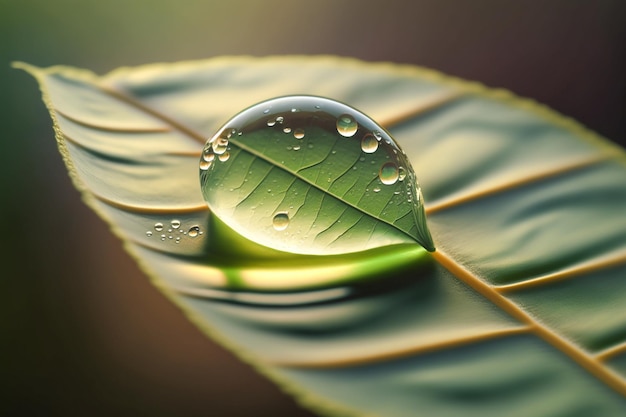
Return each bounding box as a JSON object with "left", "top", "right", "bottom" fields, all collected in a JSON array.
[
  {"left": 200, "top": 128, "right": 235, "bottom": 171},
  {"left": 267, "top": 114, "right": 306, "bottom": 142},
  {"left": 145, "top": 220, "right": 203, "bottom": 243}
]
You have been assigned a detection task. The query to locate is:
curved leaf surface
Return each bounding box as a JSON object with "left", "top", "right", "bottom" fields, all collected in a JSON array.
[{"left": 17, "top": 56, "right": 626, "bottom": 417}]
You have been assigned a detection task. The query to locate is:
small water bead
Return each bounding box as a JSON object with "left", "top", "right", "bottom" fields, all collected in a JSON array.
[
  {"left": 373, "top": 131, "right": 382, "bottom": 141},
  {"left": 202, "top": 147, "right": 215, "bottom": 162},
  {"left": 168, "top": 228, "right": 173, "bottom": 233},
  {"left": 293, "top": 128, "right": 305, "bottom": 139},
  {"left": 218, "top": 152, "right": 230, "bottom": 162},
  {"left": 373, "top": 187, "right": 381, "bottom": 193},
  {"left": 336, "top": 114, "right": 358, "bottom": 137},
  {"left": 213, "top": 139, "right": 228, "bottom": 155},
  {"left": 199, "top": 159, "right": 212, "bottom": 171},
  {"left": 146, "top": 231, "right": 153, "bottom": 237},
  {"left": 361, "top": 133, "right": 379, "bottom": 153},
  {"left": 293, "top": 145, "right": 301, "bottom": 151},
  {"left": 283, "top": 127, "right": 292, "bottom": 134},
  {"left": 171, "top": 220, "right": 181, "bottom": 229},
  {"left": 398, "top": 166, "right": 407, "bottom": 182},
  {"left": 263, "top": 108, "right": 270, "bottom": 114},
  {"left": 154, "top": 223, "right": 164, "bottom": 232},
  {"left": 188, "top": 226, "right": 200, "bottom": 237},
  {"left": 272, "top": 212, "right": 290, "bottom": 231},
  {"left": 290, "top": 108, "right": 298, "bottom": 112},
  {"left": 276, "top": 116, "right": 284, "bottom": 124},
  {"left": 267, "top": 119, "right": 276, "bottom": 127},
  {"left": 379, "top": 162, "right": 400, "bottom": 185}
]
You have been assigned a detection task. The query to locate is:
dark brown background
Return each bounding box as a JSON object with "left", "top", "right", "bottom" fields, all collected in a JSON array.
[{"left": 1, "top": 1, "right": 624, "bottom": 416}]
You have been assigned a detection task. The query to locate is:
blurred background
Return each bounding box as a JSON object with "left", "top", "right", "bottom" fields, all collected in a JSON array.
[{"left": 1, "top": 1, "right": 624, "bottom": 416}]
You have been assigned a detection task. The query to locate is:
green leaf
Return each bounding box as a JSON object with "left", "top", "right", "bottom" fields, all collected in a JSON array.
[
  {"left": 199, "top": 95, "right": 434, "bottom": 255},
  {"left": 17, "top": 57, "right": 626, "bottom": 417}
]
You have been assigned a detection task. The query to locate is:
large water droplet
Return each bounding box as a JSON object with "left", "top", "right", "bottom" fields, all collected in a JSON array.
[
  {"left": 361, "top": 133, "right": 379, "bottom": 153},
  {"left": 154, "top": 223, "right": 164, "bottom": 232},
  {"left": 272, "top": 212, "right": 290, "bottom": 231},
  {"left": 171, "top": 219, "right": 181, "bottom": 229},
  {"left": 379, "top": 162, "right": 399, "bottom": 185},
  {"left": 293, "top": 128, "right": 305, "bottom": 139},
  {"left": 336, "top": 114, "right": 358, "bottom": 137},
  {"left": 188, "top": 226, "right": 200, "bottom": 237},
  {"left": 200, "top": 95, "right": 434, "bottom": 254}
]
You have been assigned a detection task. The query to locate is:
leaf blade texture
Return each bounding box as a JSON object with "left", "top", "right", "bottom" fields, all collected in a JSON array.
[{"left": 18, "top": 57, "right": 626, "bottom": 417}]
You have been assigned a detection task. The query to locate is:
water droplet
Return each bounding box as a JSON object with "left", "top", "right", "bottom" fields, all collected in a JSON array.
[
  {"left": 361, "top": 133, "right": 378, "bottom": 153},
  {"left": 336, "top": 114, "right": 357, "bottom": 137},
  {"left": 276, "top": 116, "right": 284, "bottom": 124},
  {"left": 146, "top": 231, "right": 153, "bottom": 237},
  {"left": 373, "top": 187, "right": 381, "bottom": 193},
  {"left": 293, "top": 128, "right": 305, "bottom": 139},
  {"left": 171, "top": 220, "right": 181, "bottom": 229},
  {"left": 283, "top": 127, "right": 292, "bottom": 134},
  {"left": 213, "top": 141, "right": 228, "bottom": 155},
  {"left": 199, "top": 159, "right": 212, "bottom": 171},
  {"left": 373, "top": 131, "right": 382, "bottom": 141},
  {"left": 291, "top": 108, "right": 298, "bottom": 112},
  {"left": 160, "top": 236, "right": 166, "bottom": 241},
  {"left": 154, "top": 223, "right": 164, "bottom": 232},
  {"left": 167, "top": 228, "right": 173, "bottom": 233},
  {"left": 293, "top": 145, "right": 301, "bottom": 151},
  {"left": 398, "top": 166, "right": 407, "bottom": 181},
  {"left": 218, "top": 152, "right": 230, "bottom": 162},
  {"left": 188, "top": 226, "right": 200, "bottom": 237},
  {"left": 272, "top": 212, "right": 290, "bottom": 231},
  {"left": 202, "top": 147, "right": 215, "bottom": 162},
  {"left": 379, "top": 162, "right": 399, "bottom": 185},
  {"left": 263, "top": 108, "right": 270, "bottom": 114},
  {"left": 168, "top": 235, "right": 173, "bottom": 239},
  {"left": 267, "top": 119, "right": 276, "bottom": 127}
]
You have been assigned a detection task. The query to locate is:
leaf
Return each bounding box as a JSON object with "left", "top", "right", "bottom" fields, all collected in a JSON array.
[
  {"left": 199, "top": 95, "right": 434, "bottom": 255},
  {"left": 17, "top": 57, "right": 626, "bottom": 417}
]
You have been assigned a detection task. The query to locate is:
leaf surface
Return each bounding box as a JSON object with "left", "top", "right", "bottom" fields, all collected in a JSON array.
[{"left": 18, "top": 57, "right": 626, "bottom": 417}]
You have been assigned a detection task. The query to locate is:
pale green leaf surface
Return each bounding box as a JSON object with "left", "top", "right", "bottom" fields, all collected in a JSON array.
[{"left": 18, "top": 56, "right": 626, "bottom": 417}]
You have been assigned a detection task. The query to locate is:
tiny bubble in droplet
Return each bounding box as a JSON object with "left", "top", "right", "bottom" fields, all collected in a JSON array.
[{"left": 272, "top": 212, "right": 290, "bottom": 231}]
